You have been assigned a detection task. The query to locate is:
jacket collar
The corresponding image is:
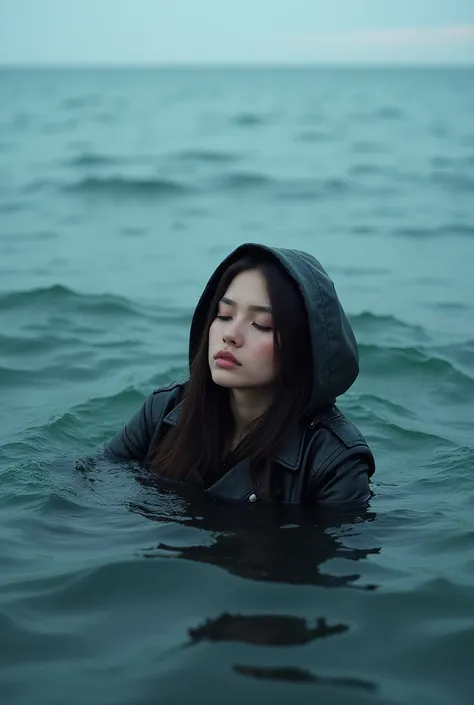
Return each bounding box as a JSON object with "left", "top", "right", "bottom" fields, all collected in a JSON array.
[{"left": 163, "top": 401, "right": 308, "bottom": 471}]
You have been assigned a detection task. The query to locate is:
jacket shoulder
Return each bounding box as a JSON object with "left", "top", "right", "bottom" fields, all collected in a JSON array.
[
  {"left": 306, "top": 407, "right": 375, "bottom": 506},
  {"left": 148, "top": 381, "right": 184, "bottom": 424},
  {"left": 310, "top": 406, "right": 375, "bottom": 477},
  {"left": 320, "top": 408, "right": 370, "bottom": 449},
  {"left": 105, "top": 381, "right": 184, "bottom": 461}
]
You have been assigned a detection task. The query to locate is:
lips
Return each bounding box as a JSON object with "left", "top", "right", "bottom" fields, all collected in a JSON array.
[{"left": 214, "top": 350, "right": 241, "bottom": 365}]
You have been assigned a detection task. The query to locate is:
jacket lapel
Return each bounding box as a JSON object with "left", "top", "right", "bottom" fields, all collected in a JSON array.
[
  {"left": 163, "top": 402, "right": 307, "bottom": 500},
  {"left": 272, "top": 419, "right": 307, "bottom": 470},
  {"left": 205, "top": 458, "right": 254, "bottom": 500}
]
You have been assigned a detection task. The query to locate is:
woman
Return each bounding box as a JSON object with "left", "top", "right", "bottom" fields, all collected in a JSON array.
[{"left": 106, "top": 243, "right": 375, "bottom": 507}]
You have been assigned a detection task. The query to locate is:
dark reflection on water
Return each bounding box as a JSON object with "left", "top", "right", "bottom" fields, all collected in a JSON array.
[
  {"left": 234, "top": 663, "right": 378, "bottom": 691},
  {"left": 187, "top": 611, "right": 378, "bottom": 691},
  {"left": 188, "top": 613, "right": 348, "bottom": 646},
  {"left": 130, "top": 482, "right": 380, "bottom": 590},
  {"left": 128, "top": 479, "right": 382, "bottom": 694},
  {"left": 152, "top": 527, "right": 379, "bottom": 588},
  {"left": 16, "top": 456, "right": 384, "bottom": 700}
]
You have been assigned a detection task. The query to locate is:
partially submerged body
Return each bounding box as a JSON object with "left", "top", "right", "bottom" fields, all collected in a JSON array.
[{"left": 106, "top": 243, "right": 375, "bottom": 509}]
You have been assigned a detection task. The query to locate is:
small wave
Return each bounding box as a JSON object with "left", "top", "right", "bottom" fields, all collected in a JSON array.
[
  {"left": 33, "top": 411, "right": 88, "bottom": 446},
  {"left": 0, "top": 284, "right": 143, "bottom": 319},
  {"left": 349, "top": 163, "right": 387, "bottom": 176},
  {"left": 217, "top": 172, "right": 351, "bottom": 199},
  {"left": 66, "top": 176, "right": 191, "bottom": 198},
  {"left": 432, "top": 155, "right": 451, "bottom": 168},
  {"left": 423, "top": 528, "right": 474, "bottom": 553},
  {"left": 67, "top": 153, "right": 118, "bottom": 167},
  {"left": 279, "top": 177, "right": 351, "bottom": 201},
  {"left": 431, "top": 154, "right": 474, "bottom": 169},
  {"left": 376, "top": 106, "right": 404, "bottom": 120},
  {"left": 351, "top": 311, "right": 411, "bottom": 328},
  {"left": 319, "top": 177, "right": 349, "bottom": 193},
  {"left": 359, "top": 343, "right": 474, "bottom": 389},
  {"left": 41, "top": 118, "right": 79, "bottom": 134},
  {"left": 77, "top": 379, "right": 188, "bottom": 417},
  {"left": 432, "top": 172, "right": 474, "bottom": 193},
  {"left": 0, "top": 361, "right": 101, "bottom": 388},
  {"left": 119, "top": 225, "right": 148, "bottom": 237},
  {"left": 8, "top": 229, "right": 58, "bottom": 243},
  {"left": 439, "top": 223, "right": 473, "bottom": 237},
  {"left": 18, "top": 558, "right": 164, "bottom": 610},
  {"left": 415, "top": 445, "right": 474, "bottom": 482},
  {"left": 0, "top": 361, "right": 101, "bottom": 389},
  {"left": 0, "top": 201, "right": 23, "bottom": 214},
  {"left": 0, "top": 611, "right": 84, "bottom": 666},
  {"left": 351, "top": 224, "right": 377, "bottom": 235},
  {"left": 0, "top": 365, "right": 40, "bottom": 386},
  {"left": 296, "top": 129, "right": 334, "bottom": 143},
  {"left": 393, "top": 223, "right": 474, "bottom": 238},
  {"left": 62, "top": 95, "right": 101, "bottom": 110},
  {"left": 353, "top": 107, "right": 404, "bottom": 123},
  {"left": 431, "top": 301, "right": 472, "bottom": 313},
  {"left": 172, "top": 148, "right": 241, "bottom": 165},
  {"left": 350, "top": 311, "right": 431, "bottom": 343},
  {"left": 352, "top": 140, "right": 384, "bottom": 154},
  {"left": 432, "top": 340, "right": 474, "bottom": 368},
  {"left": 36, "top": 488, "right": 97, "bottom": 516},
  {"left": 353, "top": 393, "right": 417, "bottom": 420},
  {"left": 231, "top": 112, "right": 269, "bottom": 127},
  {"left": 218, "top": 171, "right": 274, "bottom": 191},
  {"left": 0, "top": 332, "right": 82, "bottom": 355},
  {"left": 10, "top": 112, "right": 35, "bottom": 130},
  {"left": 0, "top": 284, "right": 78, "bottom": 309},
  {"left": 23, "top": 178, "right": 56, "bottom": 194},
  {"left": 334, "top": 265, "right": 391, "bottom": 277},
  {"left": 75, "top": 386, "right": 146, "bottom": 413}
]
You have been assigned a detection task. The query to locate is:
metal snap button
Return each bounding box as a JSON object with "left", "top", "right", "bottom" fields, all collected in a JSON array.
[{"left": 248, "top": 493, "right": 258, "bottom": 503}]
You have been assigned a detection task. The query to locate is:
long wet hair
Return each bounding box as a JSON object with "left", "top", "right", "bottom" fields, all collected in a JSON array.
[{"left": 150, "top": 254, "right": 313, "bottom": 501}]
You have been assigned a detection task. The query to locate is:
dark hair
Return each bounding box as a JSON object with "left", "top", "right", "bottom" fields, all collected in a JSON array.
[{"left": 150, "top": 255, "right": 313, "bottom": 501}]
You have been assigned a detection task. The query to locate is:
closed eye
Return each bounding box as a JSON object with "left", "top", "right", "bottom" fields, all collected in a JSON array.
[{"left": 216, "top": 315, "right": 272, "bottom": 331}]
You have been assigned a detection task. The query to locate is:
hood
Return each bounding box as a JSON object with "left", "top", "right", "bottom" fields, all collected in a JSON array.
[{"left": 189, "top": 243, "right": 359, "bottom": 414}]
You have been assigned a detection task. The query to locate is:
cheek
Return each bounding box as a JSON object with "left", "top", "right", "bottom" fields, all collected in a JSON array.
[
  {"left": 208, "top": 320, "right": 220, "bottom": 347},
  {"left": 254, "top": 337, "right": 276, "bottom": 365}
]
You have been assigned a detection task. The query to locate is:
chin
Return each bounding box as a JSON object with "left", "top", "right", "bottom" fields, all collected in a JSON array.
[{"left": 210, "top": 369, "right": 238, "bottom": 388}]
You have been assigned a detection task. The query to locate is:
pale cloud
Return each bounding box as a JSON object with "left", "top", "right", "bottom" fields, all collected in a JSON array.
[{"left": 287, "top": 25, "right": 474, "bottom": 48}]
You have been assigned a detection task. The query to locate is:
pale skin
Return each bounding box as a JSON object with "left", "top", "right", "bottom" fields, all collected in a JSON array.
[{"left": 208, "top": 269, "right": 277, "bottom": 451}]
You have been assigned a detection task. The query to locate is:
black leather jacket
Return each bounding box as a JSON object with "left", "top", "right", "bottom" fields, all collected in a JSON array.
[{"left": 106, "top": 382, "right": 375, "bottom": 508}]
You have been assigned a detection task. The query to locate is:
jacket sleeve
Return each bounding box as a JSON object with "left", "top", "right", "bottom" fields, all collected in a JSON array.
[
  {"left": 309, "top": 449, "right": 373, "bottom": 509},
  {"left": 104, "top": 392, "right": 157, "bottom": 461}
]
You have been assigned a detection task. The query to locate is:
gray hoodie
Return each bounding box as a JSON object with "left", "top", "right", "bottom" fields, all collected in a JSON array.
[{"left": 189, "top": 243, "right": 359, "bottom": 414}]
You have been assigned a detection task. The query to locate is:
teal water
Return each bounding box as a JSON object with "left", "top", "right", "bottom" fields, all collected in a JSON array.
[{"left": 1, "top": 67, "right": 474, "bottom": 705}]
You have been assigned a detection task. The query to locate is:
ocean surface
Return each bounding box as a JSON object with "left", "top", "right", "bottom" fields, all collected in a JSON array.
[{"left": 0, "top": 66, "right": 473, "bottom": 705}]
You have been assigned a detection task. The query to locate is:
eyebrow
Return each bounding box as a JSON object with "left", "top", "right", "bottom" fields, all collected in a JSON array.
[{"left": 219, "top": 296, "right": 272, "bottom": 314}]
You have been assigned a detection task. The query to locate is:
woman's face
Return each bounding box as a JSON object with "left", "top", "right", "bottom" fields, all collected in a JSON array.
[{"left": 208, "top": 269, "right": 277, "bottom": 390}]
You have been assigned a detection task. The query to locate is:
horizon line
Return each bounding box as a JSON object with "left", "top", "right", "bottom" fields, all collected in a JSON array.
[{"left": 1, "top": 60, "right": 474, "bottom": 70}]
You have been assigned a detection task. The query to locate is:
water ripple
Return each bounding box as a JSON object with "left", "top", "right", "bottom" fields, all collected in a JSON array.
[{"left": 65, "top": 176, "right": 192, "bottom": 198}]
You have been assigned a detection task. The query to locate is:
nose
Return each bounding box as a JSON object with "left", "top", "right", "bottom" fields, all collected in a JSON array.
[{"left": 222, "top": 319, "right": 244, "bottom": 346}]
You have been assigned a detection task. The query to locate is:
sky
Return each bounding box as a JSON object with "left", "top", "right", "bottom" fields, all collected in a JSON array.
[{"left": 1, "top": 0, "right": 474, "bottom": 65}]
